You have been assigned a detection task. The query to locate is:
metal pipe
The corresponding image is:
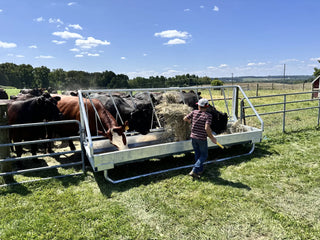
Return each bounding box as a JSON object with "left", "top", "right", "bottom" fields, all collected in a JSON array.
[{"left": 104, "top": 143, "right": 255, "bottom": 184}]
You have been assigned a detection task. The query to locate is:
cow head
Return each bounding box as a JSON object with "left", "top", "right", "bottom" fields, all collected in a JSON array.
[
  {"left": 129, "top": 109, "right": 152, "bottom": 135},
  {"left": 37, "top": 93, "right": 62, "bottom": 121},
  {"left": 206, "top": 105, "right": 228, "bottom": 134},
  {"left": 98, "top": 122, "right": 129, "bottom": 150}
]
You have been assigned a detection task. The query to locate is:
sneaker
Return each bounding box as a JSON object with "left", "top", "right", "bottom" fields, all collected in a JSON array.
[{"left": 188, "top": 171, "right": 201, "bottom": 179}]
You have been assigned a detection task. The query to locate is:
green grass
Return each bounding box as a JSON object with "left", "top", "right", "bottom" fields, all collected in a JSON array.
[
  {"left": 1, "top": 87, "right": 320, "bottom": 239},
  {"left": 4, "top": 88, "right": 20, "bottom": 98},
  {"left": 1, "top": 128, "right": 320, "bottom": 239}
]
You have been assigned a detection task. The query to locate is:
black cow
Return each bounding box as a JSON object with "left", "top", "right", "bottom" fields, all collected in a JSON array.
[
  {"left": 206, "top": 106, "right": 228, "bottom": 134},
  {"left": 0, "top": 88, "right": 8, "bottom": 99},
  {"left": 8, "top": 93, "right": 62, "bottom": 157},
  {"left": 90, "top": 93, "right": 152, "bottom": 135},
  {"left": 10, "top": 88, "right": 45, "bottom": 101}
]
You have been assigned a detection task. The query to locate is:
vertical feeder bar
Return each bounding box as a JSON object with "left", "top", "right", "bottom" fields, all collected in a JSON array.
[{"left": 0, "top": 103, "right": 12, "bottom": 181}]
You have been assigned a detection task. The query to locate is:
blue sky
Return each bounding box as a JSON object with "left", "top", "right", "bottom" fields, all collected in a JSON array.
[{"left": 1, "top": 0, "right": 320, "bottom": 79}]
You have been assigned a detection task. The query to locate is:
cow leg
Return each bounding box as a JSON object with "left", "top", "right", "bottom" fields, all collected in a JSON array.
[
  {"left": 69, "top": 140, "right": 76, "bottom": 151},
  {"left": 15, "top": 145, "right": 23, "bottom": 158},
  {"left": 31, "top": 144, "right": 38, "bottom": 156}
]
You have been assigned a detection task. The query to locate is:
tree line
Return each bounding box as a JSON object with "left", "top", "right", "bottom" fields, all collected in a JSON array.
[{"left": 0, "top": 62, "right": 213, "bottom": 90}]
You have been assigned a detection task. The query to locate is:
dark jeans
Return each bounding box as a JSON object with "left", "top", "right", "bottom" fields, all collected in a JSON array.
[{"left": 191, "top": 138, "right": 208, "bottom": 174}]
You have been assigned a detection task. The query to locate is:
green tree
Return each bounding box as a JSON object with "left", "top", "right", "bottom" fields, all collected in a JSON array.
[
  {"left": 49, "top": 68, "right": 66, "bottom": 89},
  {"left": 33, "top": 66, "right": 50, "bottom": 88},
  {"left": 18, "top": 64, "right": 34, "bottom": 88},
  {"left": 109, "top": 74, "right": 129, "bottom": 88},
  {"left": 313, "top": 60, "right": 320, "bottom": 77},
  {"left": 0, "top": 63, "right": 19, "bottom": 87}
]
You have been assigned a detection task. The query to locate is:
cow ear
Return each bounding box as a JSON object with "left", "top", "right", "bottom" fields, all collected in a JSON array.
[
  {"left": 54, "top": 96, "right": 61, "bottom": 102},
  {"left": 124, "top": 120, "right": 129, "bottom": 131},
  {"left": 98, "top": 129, "right": 112, "bottom": 139},
  {"left": 37, "top": 96, "right": 45, "bottom": 104}
]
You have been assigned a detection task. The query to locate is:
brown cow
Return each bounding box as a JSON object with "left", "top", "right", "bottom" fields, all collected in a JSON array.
[{"left": 57, "top": 96, "right": 128, "bottom": 150}]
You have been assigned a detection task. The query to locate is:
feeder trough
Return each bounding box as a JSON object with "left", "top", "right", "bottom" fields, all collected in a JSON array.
[{"left": 78, "top": 86, "right": 263, "bottom": 183}]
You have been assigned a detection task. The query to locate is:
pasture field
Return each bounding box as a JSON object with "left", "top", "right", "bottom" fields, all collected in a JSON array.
[{"left": 1, "top": 87, "right": 320, "bottom": 239}]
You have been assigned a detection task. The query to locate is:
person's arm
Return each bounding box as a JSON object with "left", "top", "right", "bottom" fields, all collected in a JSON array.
[
  {"left": 205, "top": 123, "right": 217, "bottom": 144},
  {"left": 183, "top": 115, "right": 191, "bottom": 124}
]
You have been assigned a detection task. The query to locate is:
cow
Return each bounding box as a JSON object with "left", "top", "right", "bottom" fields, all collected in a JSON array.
[
  {"left": 206, "top": 105, "right": 228, "bottom": 134},
  {"left": 10, "top": 88, "right": 45, "bottom": 101},
  {"left": 7, "top": 93, "right": 62, "bottom": 157},
  {"left": 89, "top": 93, "right": 152, "bottom": 135},
  {"left": 0, "top": 88, "right": 8, "bottom": 99},
  {"left": 56, "top": 96, "right": 128, "bottom": 151}
]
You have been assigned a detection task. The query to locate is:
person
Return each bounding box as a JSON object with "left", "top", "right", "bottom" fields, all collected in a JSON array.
[{"left": 183, "top": 98, "right": 217, "bottom": 179}]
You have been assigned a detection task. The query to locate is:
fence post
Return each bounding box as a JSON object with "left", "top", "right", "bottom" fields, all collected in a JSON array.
[
  {"left": 240, "top": 99, "right": 246, "bottom": 125},
  {"left": 256, "top": 84, "right": 259, "bottom": 97},
  {"left": 0, "top": 103, "right": 12, "bottom": 181},
  {"left": 283, "top": 95, "right": 286, "bottom": 132},
  {"left": 318, "top": 97, "right": 320, "bottom": 127}
]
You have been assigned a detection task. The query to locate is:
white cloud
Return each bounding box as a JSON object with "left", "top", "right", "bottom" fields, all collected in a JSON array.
[
  {"left": 68, "top": 24, "right": 83, "bottom": 30},
  {"left": 200, "top": 6, "right": 204, "bottom": 9},
  {"left": 34, "top": 16, "right": 45, "bottom": 22},
  {"left": 49, "top": 18, "right": 64, "bottom": 25},
  {"left": 310, "top": 57, "right": 320, "bottom": 61},
  {"left": 121, "top": 57, "right": 126, "bottom": 60},
  {"left": 161, "top": 69, "right": 182, "bottom": 77},
  {"left": 16, "top": 55, "right": 24, "bottom": 58},
  {"left": 75, "top": 37, "right": 110, "bottom": 49},
  {"left": 52, "top": 40, "right": 66, "bottom": 45},
  {"left": 213, "top": 6, "right": 219, "bottom": 11},
  {"left": 207, "top": 66, "right": 217, "bottom": 70},
  {"left": 68, "top": 2, "right": 77, "bottom": 6},
  {"left": 69, "top": 48, "right": 80, "bottom": 52},
  {"left": 247, "top": 62, "right": 266, "bottom": 66},
  {"left": 0, "top": 9, "right": 3, "bottom": 13},
  {"left": 88, "top": 53, "right": 99, "bottom": 57},
  {"left": 219, "top": 64, "right": 228, "bottom": 68},
  {"left": 184, "top": 9, "right": 191, "bottom": 12},
  {"left": 164, "top": 38, "right": 186, "bottom": 45},
  {"left": 29, "top": 45, "right": 37, "bottom": 48},
  {"left": 75, "top": 54, "right": 83, "bottom": 57},
  {"left": 155, "top": 30, "right": 191, "bottom": 39},
  {"left": 52, "top": 31, "right": 83, "bottom": 39},
  {"left": 35, "top": 55, "right": 54, "bottom": 59},
  {"left": 143, "top": 53, "right": 148, "bottom": 57},
  {"left": 0, "top": 41, "right": 17, "bottom": 48}
]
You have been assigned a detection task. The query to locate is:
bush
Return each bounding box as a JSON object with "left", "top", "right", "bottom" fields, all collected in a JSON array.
[{"left": 211, "top": 79, "right": 223, "bottom": 86}]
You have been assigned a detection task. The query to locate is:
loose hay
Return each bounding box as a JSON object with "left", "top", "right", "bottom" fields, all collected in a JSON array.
[
  {"left": 156, "top": 92, "right": 192, "bottom": 141},
  {"left": 225, "top": 120, "right": 248, "bottom": 134}
]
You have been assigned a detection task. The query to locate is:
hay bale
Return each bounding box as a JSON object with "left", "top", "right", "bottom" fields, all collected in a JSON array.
[
  {"left": 155, "top": 100, "right": 192, "bottom": 141},
  {"left": 162, "top": 91, "right": 181, "bottom": 104}
]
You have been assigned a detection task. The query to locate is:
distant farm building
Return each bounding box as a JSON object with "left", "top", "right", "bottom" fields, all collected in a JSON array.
[{"left": 311, "top": 75, "right": 320, "bottom": 98}]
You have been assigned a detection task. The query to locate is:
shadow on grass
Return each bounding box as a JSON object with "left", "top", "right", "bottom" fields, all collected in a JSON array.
[
  {"left": 0, "top": 151, "right": 85, "bottom": 195},
  {"left": 94, "top": 142, "right": 272, "bottom": 197}
]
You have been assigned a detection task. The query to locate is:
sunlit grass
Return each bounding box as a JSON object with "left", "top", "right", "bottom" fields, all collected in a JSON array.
[{"left": 1, "top": 85, "right": 320, "bottom": 239}]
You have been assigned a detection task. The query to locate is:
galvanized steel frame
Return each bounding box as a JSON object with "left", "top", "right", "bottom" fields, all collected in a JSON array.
[
  {"left": 0, "top": 120, "right": 85, "bottom": 187},
  {"left": 78, "top": 85, "right": 263, "bottom": 183}
]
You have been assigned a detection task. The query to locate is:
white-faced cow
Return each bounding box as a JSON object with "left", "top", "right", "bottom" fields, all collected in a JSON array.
[{"left": 56, "top": 96, "right": 128, "bottom": 151}]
